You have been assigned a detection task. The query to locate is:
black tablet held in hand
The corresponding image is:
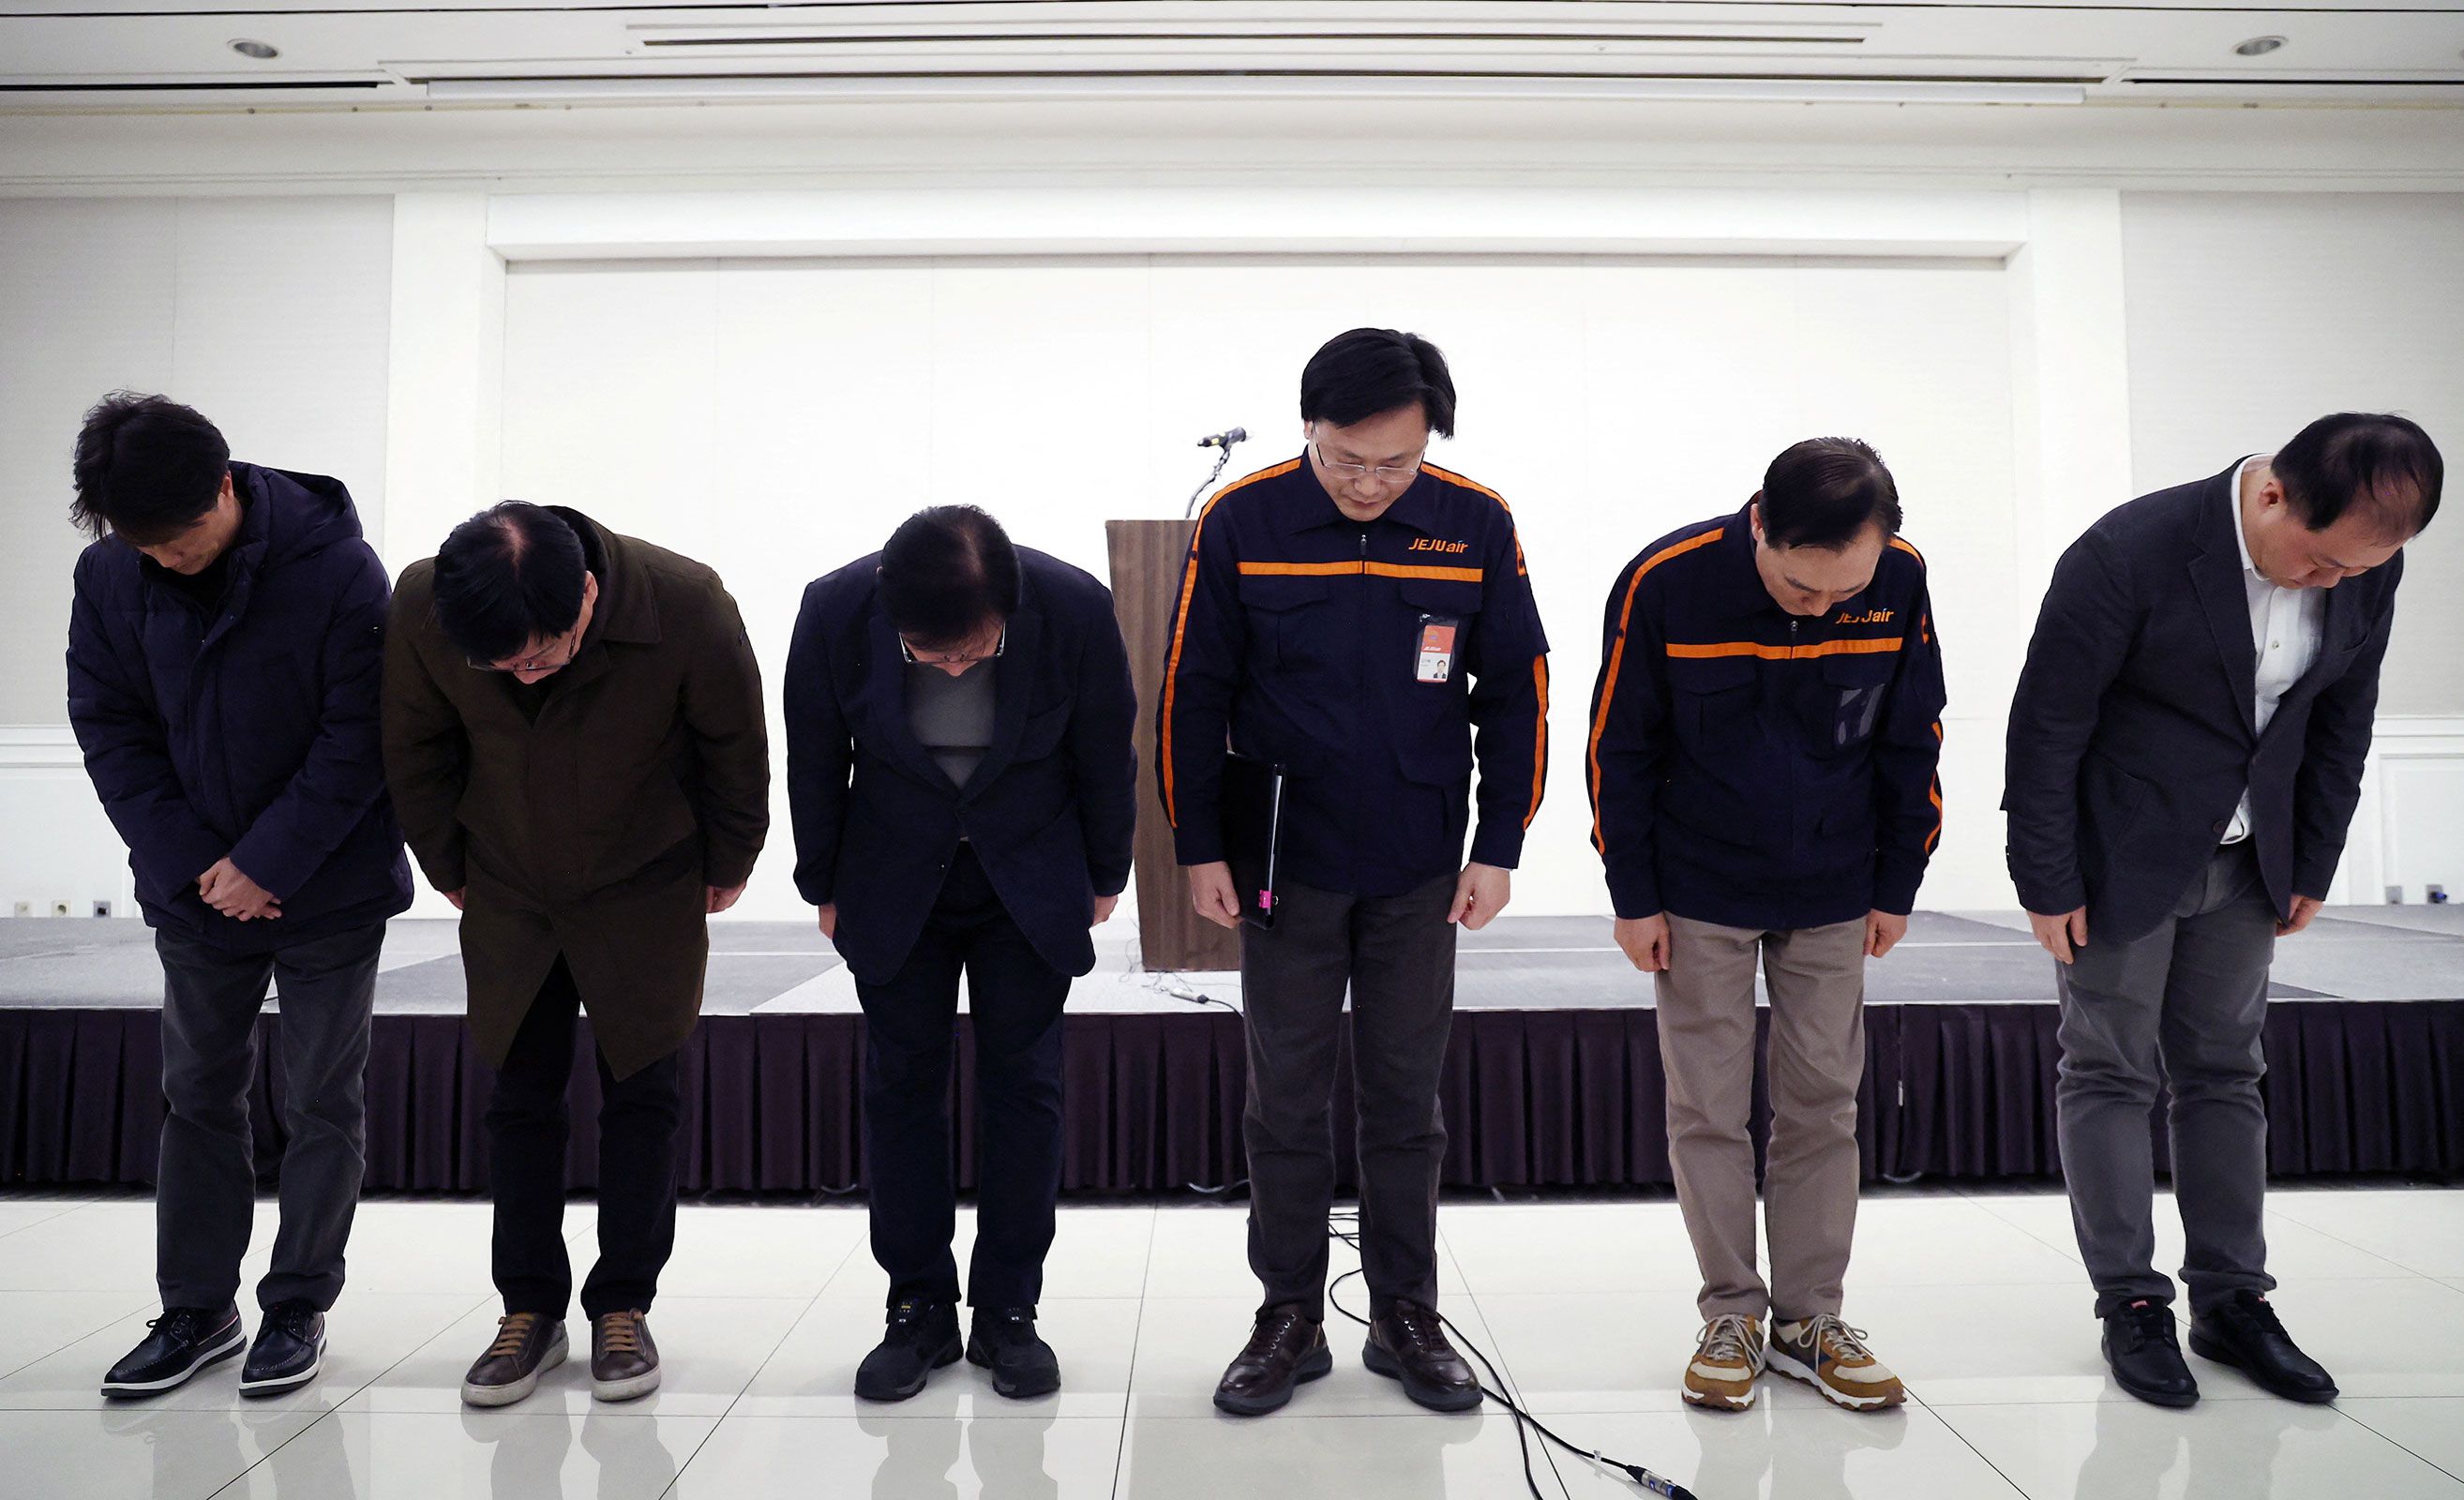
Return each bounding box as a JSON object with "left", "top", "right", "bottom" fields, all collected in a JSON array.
[{"left": 1219, "top": 753, "right": 1286, "bottom": 931}]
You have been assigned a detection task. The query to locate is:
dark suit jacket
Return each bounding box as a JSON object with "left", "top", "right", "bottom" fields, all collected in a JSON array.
[
  {"left": 2004, "top": 460, "right": 2401, "bottom": 945},
  {"left": 785, "top": 547, "right": 1138, "bottom": 986}
]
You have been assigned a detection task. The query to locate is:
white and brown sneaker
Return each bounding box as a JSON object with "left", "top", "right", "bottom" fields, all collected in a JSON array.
[
  {"left": 1768, "top": 1313, "right": 1905, "bottom": 1411},
  {"left": 460, "top": 1312, "right": 568, "bottom": 1408},
  {"left": 1681, "top": 1313, "right": 1766, "bottom": 1411}
]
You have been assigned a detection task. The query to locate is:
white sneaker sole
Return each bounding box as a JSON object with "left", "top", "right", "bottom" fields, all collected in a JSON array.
[
  {"left": 1766, "top": 1348, "right": 1903, "bottom": 1410},
  {"left": 238, "top": 1335, "right": 327, "bottom": 1397},
  {"left": 461, "top": 1330, "right": 569, "bottom": 1408},
  {"left": 593, "top": 1367, "right": 661, "bottom": 1403},
  {"left": 1681, "top": 1379, "right": 1761, "bottom": 1412},
  {"left": 101, "top": 1319, "right": 248, "bottom": 1397}
]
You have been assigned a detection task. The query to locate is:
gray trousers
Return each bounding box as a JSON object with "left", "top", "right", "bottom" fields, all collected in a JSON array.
[
  {"left": 2054, "top": 842, "right": 2277, "bottom": 1317},
  {"left": 1657, "top": 914, "right": 1869, "bottom": 1322},
  {"left": 1240, "top": 874, "right": 1456, "bottom": 1322},
  {"left": 156, "top": 922, "right": 383, "bottom": 1312}
]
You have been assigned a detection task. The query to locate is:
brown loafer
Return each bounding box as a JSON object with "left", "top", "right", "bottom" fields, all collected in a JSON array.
[
  {"left": 461, "top": 1312, "right": 567, "bottom": 1408},
  {"left": 1213, "top": 1303, "right": 1332, "bottom": 1417},
  {"left": 1364, "top": 1301, "right": 1480, "bottom": 1413},
  {"left": 591, "top": 1310, "right": 661, "bottom": 1402}
]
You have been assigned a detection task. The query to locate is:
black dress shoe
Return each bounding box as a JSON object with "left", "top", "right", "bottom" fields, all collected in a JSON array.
[
  {"left": 2101, "top": 1298, "right": 2199, "bottom": 1408},
  {"left": 1364, "top": 1301, "right": 1481, "bottom": 1414},
  {"left": 102, "top": 1305, "right": 247, "bottom": 1398},
  {"left": 968, "top": 1307, "right": 1061, "bottom": 1400},
  {"left": 240, "top": 1301, "right": 326, "bottom": 1398},
  {"left": 855, "top": 1298, "right": 962, "bottom": 1402},
  {"left": 1214, "top": 1303, "right": 1332, "bottom": 1417},
  {"left": 2190, "top": 1291, "right": 2338, "bottom": 1404}
]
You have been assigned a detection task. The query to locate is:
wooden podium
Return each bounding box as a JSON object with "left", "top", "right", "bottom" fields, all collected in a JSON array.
[{"left": 1106, "top": 518, "right": 1242, "bottom": 973}]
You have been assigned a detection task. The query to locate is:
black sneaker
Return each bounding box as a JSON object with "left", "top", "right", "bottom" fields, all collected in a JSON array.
[
  {"left": 239, "top": 1301, "right": 326, "bottom": 1398},
  {"left": 854, "top": 1298, "right": 961, "bottom": 1402},
  {"left": 101, "top": 1305, "right": 247, "bottom": 1399},
  {"left": 967, "top": 1307, "right": 1060, "bottom": 1400}
]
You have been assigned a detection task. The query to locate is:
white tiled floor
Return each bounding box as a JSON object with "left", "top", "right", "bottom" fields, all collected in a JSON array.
[{"left": 3, "top": 1187, "right": 2461, "bottom": 1498}]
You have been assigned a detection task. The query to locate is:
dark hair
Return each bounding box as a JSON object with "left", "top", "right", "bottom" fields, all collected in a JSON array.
[
  {"left": 69, "top": 392, "right": 231, "bottom": 544},
  {"left": 1300, "top": 327, "right": 1457, "bottom": 437},
  {"left": 1758, "top": 438, "right": 1902, "bottom": 551},
  {"left": 879, "top": 505, "right": 1021, "bottom": 650},
  {"left": 2275, "top": 412, "right": 2442, "bottom": 537},
  {"left": 432, "top": 502, "right": 589, "bottom": 664}
]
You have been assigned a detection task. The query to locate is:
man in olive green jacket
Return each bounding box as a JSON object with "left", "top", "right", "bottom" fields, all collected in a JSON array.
[{"left": 382, "top": 501, "right": 767, "bottom": 1409}]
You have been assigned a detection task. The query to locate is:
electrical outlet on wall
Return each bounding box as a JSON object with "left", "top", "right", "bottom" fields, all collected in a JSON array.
[
  {"left": 51, "top": 900, "right": 71, "bottom": 917},
  {"left": 93, "top": 901, "right": 113, "bottom": 919},
  {"left": 10, "top": 901, "right": 29, "bottom": 918}
]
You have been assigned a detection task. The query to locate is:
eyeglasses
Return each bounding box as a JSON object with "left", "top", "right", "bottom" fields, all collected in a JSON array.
[
  {"left": 1311, "top": 441, "right": 1425, "bottom": 486},
  {"left": 900, "top": 627, "right": 1006, "bottom": 667},
  {"left": 467, "top": 627, "right": 581, "bottom": 675}
]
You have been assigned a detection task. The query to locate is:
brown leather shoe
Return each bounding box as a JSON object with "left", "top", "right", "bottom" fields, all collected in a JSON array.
[
  {"left": 1364, "top": 1301, "right": 1480, "bottom": 1412},
  {"left": 460, "top": 1312, "right": 567, "bottom": 1408},
  {"left": 1212, "top": 1303, "right": 1332, "bottom": 1417},
  {"left": 591, "top": 1311, "right": 661, "bottom": 1402}
]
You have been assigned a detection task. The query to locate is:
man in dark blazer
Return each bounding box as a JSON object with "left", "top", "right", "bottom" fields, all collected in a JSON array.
[
  {"left": 785, "top": 505, "right": 1136, "bottom": 1404},
  {"left": 2006, "top": 412, "right": 2441, "bottom": 1410},
  {"left": 383, "top": 502, "right": 770, "bottom": 1410}
]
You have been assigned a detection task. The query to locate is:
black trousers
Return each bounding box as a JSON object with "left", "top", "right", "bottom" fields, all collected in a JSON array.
[
  {"left": 854, "top": 846, "right": 1072, "bottom": 1312},
  {"left": 1240, "top": 873, "right": 1458, "bottom": 1322},
  {"left": 486, "top": 955, "right": 684, "bottom": 1321}
]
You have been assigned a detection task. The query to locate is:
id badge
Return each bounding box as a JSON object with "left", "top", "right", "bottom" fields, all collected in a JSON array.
[{"left": 1414, "top": 614, "right": 1461, "bottom": 684}]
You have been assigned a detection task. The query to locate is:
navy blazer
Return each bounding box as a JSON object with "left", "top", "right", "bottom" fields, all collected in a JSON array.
[
  {"left": 785, "top": 547, "right": 1138, "bottom": 986},
  {"left": 2004, "top": 460, "right": 2401, "bottom": 945}
]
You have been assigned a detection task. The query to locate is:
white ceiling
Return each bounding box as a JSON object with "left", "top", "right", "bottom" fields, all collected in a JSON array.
[{"left": 3, "top": 0, "right": 2460, "bottom": 111}]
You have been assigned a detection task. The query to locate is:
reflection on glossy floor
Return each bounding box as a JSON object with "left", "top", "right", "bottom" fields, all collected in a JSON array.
[{"left": 1, "top": 1186, "right": 2460, "bottom": 1497}]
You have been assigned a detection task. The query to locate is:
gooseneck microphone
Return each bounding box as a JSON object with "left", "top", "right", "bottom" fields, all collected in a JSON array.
[{"left": 1184, "top": 426, "right": 1249, "bottom": 518}]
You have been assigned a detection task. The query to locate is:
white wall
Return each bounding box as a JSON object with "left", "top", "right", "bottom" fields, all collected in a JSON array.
[
  {"left": 2120, "top": 192, "right": 2464, "bottom": 903},
  {"left": 0, "top": 195, "right": 391, "bottom": 917},
  {"left": 1, "top": 178, "right": 2456, "bottom": 919},
  {"left": 485, "top": 250, "right": 2019, "bottom": 920}
]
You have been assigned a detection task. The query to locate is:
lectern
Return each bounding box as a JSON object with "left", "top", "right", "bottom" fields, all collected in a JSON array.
[{"left": 1105, "top": 518, "right": 1243, "bottom": 972}]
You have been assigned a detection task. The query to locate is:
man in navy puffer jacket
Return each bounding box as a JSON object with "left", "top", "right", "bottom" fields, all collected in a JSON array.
[{"left": 64, "top": 393, "right": 411, "bottom": 1401}]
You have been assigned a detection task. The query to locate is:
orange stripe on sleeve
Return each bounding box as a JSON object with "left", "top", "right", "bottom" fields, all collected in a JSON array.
[
  {"left": 1525, "top": 655, "right": 1549, "bottom": 831},
  {"left": 1586, "top": 527, "right": 1723, "bottom": 851},
  {"left": 1159, "top": 458, "right": 1300, "bottom": 830}
]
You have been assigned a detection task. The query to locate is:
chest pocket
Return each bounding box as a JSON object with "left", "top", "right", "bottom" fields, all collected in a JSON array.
[
  {"left": 1396, "top": 577, "right": 1483, "bottom": 684},
  {"left": 1671, "top": 655, "right": 1758, "bottom": 748},
  {"left": 1239, "top": 575, "right": 1334, "bottom": 674},
  {"left": 1812, "top": 651, "right": 1897, "bottom": 754}
]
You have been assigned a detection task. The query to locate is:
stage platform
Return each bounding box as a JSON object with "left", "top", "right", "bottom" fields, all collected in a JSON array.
[{"left": 3, "top": 910, "right": 2459, "bottom": 1193}]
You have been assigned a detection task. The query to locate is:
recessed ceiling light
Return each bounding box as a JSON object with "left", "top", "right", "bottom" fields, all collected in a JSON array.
[
  {"left": 229, "top": 38, "right": 279, "bottom": 59},
  {"left": 2234, "top": 36, "right": 2287, "bottom": 56}
]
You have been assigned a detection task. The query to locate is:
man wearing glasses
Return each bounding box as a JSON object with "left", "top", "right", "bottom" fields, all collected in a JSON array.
[
  {"left": 784, "top": 505, "right": 1136, "bottom": 1402},
  {"left": 381, "top": 501, "right": 770, "bottom": 1408},
  {"left": 1160, "top": 327, "right": 1550, "bottom": 1416}
]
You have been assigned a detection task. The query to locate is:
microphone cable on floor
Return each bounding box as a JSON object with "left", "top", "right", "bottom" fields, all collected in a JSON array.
[{"left": 1325, "top": 1208, "right": 1699, "bottom": 1500}]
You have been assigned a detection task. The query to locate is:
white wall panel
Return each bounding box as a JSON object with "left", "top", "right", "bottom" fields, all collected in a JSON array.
[{"left": 499, "top": 252, "right": 2021, "bottom": 917}]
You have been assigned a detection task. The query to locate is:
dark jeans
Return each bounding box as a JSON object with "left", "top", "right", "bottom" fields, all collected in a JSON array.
[
  {"left": 2055, "top": 841, "right": 2279, "bottom": 1317},
  {"left": 487, "top": 955, "right": 684, "bottom": 1321},
  {"left": 853, "top": 845, "right": 1071, "bottom": 1312},
  {"left": 1240, "top": 872, "right": 1457, "bottom": 1322},
  {"left": 155, "top": 922, "right": 383, "bottom": 1312}
]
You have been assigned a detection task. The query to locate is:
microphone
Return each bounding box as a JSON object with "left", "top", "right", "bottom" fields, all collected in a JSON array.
[{"left": 1196, "top": 428, "right": 1247, "bottom": 449}]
